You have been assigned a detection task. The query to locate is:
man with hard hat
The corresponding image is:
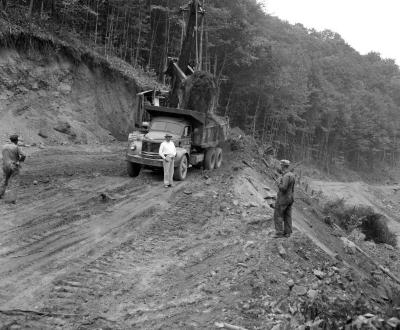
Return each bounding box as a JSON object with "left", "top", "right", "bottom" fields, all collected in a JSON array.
[
  {"left": 159, "top": 133, "right": 176, "bottom": 188},
  {"left": 273, "top": 159, "right": 296, "bottom": 238},
  {"left": 0, "top": 134, "right": 26, "bottom": 202}
]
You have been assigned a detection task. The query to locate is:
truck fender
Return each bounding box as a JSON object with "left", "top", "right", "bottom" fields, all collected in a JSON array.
[
  {"left": 174, "top": 148, "right": 188, "bottom": 166},
  {"left": 127, "top": 140, "right": 142, "bottom": 156}
]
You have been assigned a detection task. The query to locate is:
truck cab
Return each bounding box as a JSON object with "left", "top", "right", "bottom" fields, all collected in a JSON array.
[{"left": 126, "top": 116, "right": 192, "bottom": 180}]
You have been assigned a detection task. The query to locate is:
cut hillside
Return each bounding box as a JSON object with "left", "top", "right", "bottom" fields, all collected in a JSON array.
[{"left": 0, "top": 19, "right": 161, "bottom": 145}]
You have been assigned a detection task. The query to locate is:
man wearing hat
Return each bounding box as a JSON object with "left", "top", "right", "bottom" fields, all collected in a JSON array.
[
  {"left": 159, "top": 133, "right": 176, "bottom": 188},
  {"left": 273, "top": 159, "right": 296, "bottom": 238},
  {"left": 0, "top": 134, "right": 26, "bottom": 202}
]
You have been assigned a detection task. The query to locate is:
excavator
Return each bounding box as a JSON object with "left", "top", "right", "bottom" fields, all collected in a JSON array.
[{"left": 126, "top": 0, "right": 228, "bottom": 180}]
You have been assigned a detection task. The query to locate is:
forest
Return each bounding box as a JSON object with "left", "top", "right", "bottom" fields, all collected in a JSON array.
[{"left": 2, "top": 0, "right": 400, "bottom": 172}]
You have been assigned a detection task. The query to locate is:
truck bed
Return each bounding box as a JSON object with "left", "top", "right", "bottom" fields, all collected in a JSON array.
[{"left": 145, "top": 105, "right": 228, "bottom": 149}]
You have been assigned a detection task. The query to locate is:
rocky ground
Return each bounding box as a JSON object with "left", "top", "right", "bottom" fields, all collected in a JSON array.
[{"left": 0, "top": 140, "right": 399, "bottom": 329}]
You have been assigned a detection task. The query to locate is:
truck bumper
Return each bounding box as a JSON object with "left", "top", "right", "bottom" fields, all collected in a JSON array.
[{"left": 126, "top": 154, "right": 164, "bottom": 168}]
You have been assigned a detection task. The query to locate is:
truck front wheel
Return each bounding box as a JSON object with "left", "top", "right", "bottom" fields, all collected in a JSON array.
[
  {"left": 204, "top": 148, "right": 216, "bottom": 170},
  {"left": 215, "top": 147, "right": 223, "bottom": 168},
  {"left": 174, "top": 155, "right": 188, "bottom": 181},
  {"left": 127, "top": 162, "right": 141, "bottom": 177}
]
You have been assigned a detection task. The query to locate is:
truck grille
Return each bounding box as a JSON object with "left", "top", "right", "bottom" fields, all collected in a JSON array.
[{"left": 142, "top": 141, "right": 161, "bottom": 154}]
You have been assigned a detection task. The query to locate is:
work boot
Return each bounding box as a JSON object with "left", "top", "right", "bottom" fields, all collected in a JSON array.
[
  {"left": 283, "top": 233, "right": 291, "bottom": 238},
  {"left": 273, "top": 232, "right": 284, "bottom": 238}
]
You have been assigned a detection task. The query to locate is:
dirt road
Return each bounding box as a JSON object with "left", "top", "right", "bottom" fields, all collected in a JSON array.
[{"left": 0, "top": 144, "right": 398, "bottom": 329}]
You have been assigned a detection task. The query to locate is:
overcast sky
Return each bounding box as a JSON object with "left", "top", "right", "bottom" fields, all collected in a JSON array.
[{"left": 261, "top": 0, "right": 400, "bottom": 65}]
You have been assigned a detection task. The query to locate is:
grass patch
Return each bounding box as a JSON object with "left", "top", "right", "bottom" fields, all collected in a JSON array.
[{"left": 323, "top": 199, "right": 397, "bottom": 247}]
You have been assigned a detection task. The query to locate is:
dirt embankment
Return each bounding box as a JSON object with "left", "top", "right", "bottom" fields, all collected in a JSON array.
[{"left": 0, "top": 34, "right": 146, "bottom": 145}]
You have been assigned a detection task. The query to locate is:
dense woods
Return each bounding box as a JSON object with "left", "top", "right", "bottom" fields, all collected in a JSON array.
[{"left": 2, "top": 0, "right": 400, "bottom": 172}]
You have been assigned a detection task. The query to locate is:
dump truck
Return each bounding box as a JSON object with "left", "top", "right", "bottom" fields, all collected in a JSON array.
[
  {"left": 126, "top": 104, "right": 228, "bottom": 180},
  {"left": 126, "top": 0, "right": 228, "bottom": 180}
]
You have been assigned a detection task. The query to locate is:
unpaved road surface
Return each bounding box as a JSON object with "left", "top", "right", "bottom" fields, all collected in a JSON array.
[{"left": 0, "top": 144, "right": 398, "bottom": 329}]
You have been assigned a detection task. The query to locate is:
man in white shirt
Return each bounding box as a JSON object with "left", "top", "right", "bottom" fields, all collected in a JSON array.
[{"left": 159, "top": 133, "right": 177, "bottom": 187}]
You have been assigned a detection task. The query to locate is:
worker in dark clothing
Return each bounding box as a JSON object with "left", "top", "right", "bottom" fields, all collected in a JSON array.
[
  {"left": 273, "top": 159, "right": 295, "bottom": 238},
  {"left": 0, "top": 134, "right": 26, "bottom": 202}
]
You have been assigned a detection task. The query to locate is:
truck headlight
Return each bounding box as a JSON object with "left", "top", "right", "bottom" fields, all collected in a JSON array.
[{"left": 130, "top": 143, "right": 137, "bottom": 150}]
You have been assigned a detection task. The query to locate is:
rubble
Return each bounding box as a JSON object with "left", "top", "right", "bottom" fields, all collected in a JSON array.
[{"left": 292, "top": 285, "right": 307, "bottom": 296}]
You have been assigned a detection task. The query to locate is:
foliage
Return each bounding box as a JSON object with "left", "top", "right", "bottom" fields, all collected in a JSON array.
[
  {"left": 2, "top": 0, "right": 400, "bottom": 172},
  {"left": 361, "top": 213, "right": 397, "bottom": 247},
  {"left": 323, "top": 198, "right": 397, "bottom": 246}
]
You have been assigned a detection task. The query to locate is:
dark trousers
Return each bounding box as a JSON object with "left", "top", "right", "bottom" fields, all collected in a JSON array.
[
  {"left": 273, "top": 202, "right": 293, "bottom": 235},
  {"left": 0, "top": 165, "right": 19, "bottom": 200}
]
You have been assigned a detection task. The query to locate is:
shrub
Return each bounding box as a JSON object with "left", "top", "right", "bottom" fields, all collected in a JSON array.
[
  {"left": 360, "top": 213, "right": 397, "bottom": 247},
  {"left": 323, "top": 199, "right": 397, "bottom": 247},
  {"left": 323, "top": 199, "right": 373, "bottom": 231}
]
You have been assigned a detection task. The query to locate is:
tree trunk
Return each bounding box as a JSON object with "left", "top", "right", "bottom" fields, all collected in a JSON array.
[
  {"left": 134, "top": 8, "right": 142, "bottom": 67},
  {"left": 252, "top": 95, "right": 261, "bottom": 138},
  {"left": 28, "top": 0, "right": 35, "bottom": 18}
]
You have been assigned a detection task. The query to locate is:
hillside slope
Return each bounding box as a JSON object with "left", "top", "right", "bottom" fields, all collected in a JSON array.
[{"left": 0, "top": 23, "right": 159, "bottom": 145}]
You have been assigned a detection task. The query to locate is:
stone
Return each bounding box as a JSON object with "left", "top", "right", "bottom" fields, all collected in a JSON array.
[
  {"left": 387, "top": 317, "right": 400, "bottom": 327},
  {"left": 38, "top": 130, "right": 48, "bottom": 138},
  {"left": 313, "top": 269, "right": 325, "bottom": 279},
  {"left": 54, "top": 121, "right": 72, "bottom": 135},
  {"left": 307, "top": 289, "right": 318, "bottom": 300},
  {"left": 292, "top": 285, "right": 307, "bottom": 296},
  {"left": 244, "top": 241, "right": 255, "bottom": 249},
  {"left": 58, "top": 82, "right": 72, "bottom": 94},
  {"left": 340, "top": 237, "right": 357, "bottom": 254},
  {"left": 384, "top": 244, "right": 395, "bottom": 250},
  {"left": 232, "top": 199, "right": 239, "bottom": 206},
  {"left": 287, "top": 279, "right": 295, "bottom": 289},
  {"left": 33, "top": 180, "right": 38, "bottom": 185},
  {"left": 278, "top": 244, "right": 287, "bottom": 258}
]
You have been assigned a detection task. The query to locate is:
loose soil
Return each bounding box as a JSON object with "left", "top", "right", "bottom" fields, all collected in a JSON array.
[
  {"left": 0, "top": 46, "right": 140, "bottom": 146},
  {"left": 0, "top": 143, "right": 399, "bottom": 329}
]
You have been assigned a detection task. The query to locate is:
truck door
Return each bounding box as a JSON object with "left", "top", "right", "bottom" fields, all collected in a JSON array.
[{"left": 180, "top": 126, "right": 192, "bottom": 153}]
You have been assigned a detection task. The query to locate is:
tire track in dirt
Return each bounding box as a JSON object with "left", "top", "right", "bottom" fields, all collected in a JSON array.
[{"left": 0, "top": 179, "right": 181, "bottom": 311}]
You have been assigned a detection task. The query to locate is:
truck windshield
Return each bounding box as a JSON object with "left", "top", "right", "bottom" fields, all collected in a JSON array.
[{"left": 151, "top": 121, "right": 183, "bottom": 135}]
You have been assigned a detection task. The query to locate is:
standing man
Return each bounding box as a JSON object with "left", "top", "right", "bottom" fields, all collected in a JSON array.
[
  {"left": 0, "top": 134, "right": 26, "bottom": 202},
  {"left": 159, "top": 133, "right": 176, "bottom": 188},
  {"left": 273, "top": 159, "right": 295, "bottom": 238}
]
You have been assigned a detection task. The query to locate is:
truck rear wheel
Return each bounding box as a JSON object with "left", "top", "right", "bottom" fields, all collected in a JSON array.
[
  {"left": 204, "top": 148, "right": 216, "bottom": 170},
  {"left": 215, "top": 148, "right": 223, "bottom": 168},
  {"left": 127, "top": 162, "right": 141, "bottom": 177},
  {"left": 174, "top": 155, "right": 188, "bottom": 181}
]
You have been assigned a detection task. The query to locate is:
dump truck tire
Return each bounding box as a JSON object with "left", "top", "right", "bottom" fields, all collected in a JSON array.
[
  {"left": 127, "top": 162, "right": 141, "bottom": 177},
  {"left": 174, "top": 155, "right": 188, "bottom": 181},
  {"left": 204, "top": 148, "right": 216, "bottom": 170},
  {"left": 215, "top": 148, "right": 223, "bottom": 168}
]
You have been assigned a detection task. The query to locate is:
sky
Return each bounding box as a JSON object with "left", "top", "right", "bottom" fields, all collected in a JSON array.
[{"left": 261, "top": 0, "right": 400, "bottom": 65}]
